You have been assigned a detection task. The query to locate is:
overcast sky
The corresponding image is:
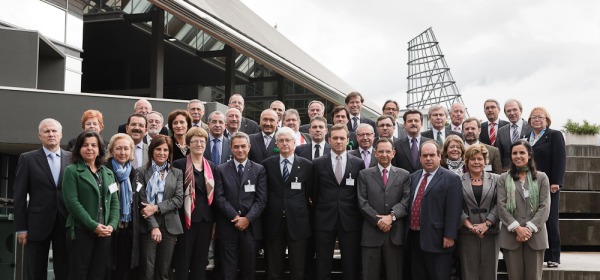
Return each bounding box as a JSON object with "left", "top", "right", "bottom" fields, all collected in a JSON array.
[{"left": 242, "top": 0, "right": 600, "bottom": 129}]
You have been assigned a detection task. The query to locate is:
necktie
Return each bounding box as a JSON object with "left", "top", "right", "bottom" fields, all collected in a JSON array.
[
  {"left": 410, "top": 172, "right": 430, "bottom": 230},
  {"left": 436, "top": 131, "right": 443, "bottom": 146},
  {"left": 334, "top": 155, "right": 343, "bottom": 184},
  {"left": 352, "top": 117, "right": 358, "bottom": 131},
  {"left": 362, "top": 150, "right": 370, "bottom": 167},
  {"left": 314, "top": 144, "right": 321, "bottom": 159},
  {"left": 489, "top": 122, "right": 497, "bottom": 145},
  {"left": 48, "top": 153, "right": 60, "bottom": 186},
  {"left": 133, "top": 145, "right": 142, "bottom": 168},
  {"left": 237, "top": 163, "right": 244, "bottom": 183},
  {"left": 212, "top": 138, "right": 221, "bottom": 164},
  {"left": 411, "top": 138, "right": 419, "bottom": 168},
  {"left": 382, "top": 168, "right": 388, "bottom": 187},
  {"left": 264, "top": 135, "right": 272, "bottom": 148},
  {"left": 511, "top": 124, "right": 519, "bottom": 143},
  {"left": 282, "top": 159, "right": 290, "bottom": 182}
]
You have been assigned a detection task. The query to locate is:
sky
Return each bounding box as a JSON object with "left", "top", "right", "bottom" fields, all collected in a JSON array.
[{"left": 241, "top": 0, "right": 600, "bottom": 129}]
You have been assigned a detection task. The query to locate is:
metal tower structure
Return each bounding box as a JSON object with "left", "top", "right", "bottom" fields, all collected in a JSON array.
[{"left": 406, "top": 27, "right": 465, "bottom": 110}]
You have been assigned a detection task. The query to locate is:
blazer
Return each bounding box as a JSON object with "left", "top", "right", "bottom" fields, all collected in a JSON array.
[
  {"left": 347, "top": 116, "right": 377, "bottom": 136},
  {"left": 482, "top": 143, "right": 503, "bottom": 175},
  {"left": 14, "top": 148, "right": 71, "bottom": 241},
  {"left": 421, "top": 128, "right": 463, "bottom": 142},
  {"left": 497, "top": 172, "right": 550, "bottom": 251},
  {"left": 248, "top": 132, "right": 278, "bottom": 163},
  {"left": 134, "top": 142, "right": 149, "bottom": 168},
  {"left": 295, "top": 142, "right": 331, "bottom": 160},
  {"left": 395, "top": 123, "right": 408, "bottom": 139},
  {"left": 528, "top": 128, "right": 566, "bottom": 186},
  {"left": 171, "top": 137, "right": 189, "bottom": 162},
  {"left": 137, "top": 166, "right": 184, "bottom": 235},
  {"left": 325, "top": 130, "right": 359, "bottom": 150},
  {"left": 479, "top": 120, "right": 509, "bottom": 145},
  {"left": 357, "top": 166, "right": 411, "bottom": 246},
  {"left": 172, "top": 158, "right": 217, "bottom": 223},
  {"left": 262, "top": 155, "right": 313, "bottom": 240},
  {"left": 349, "top": 148, "right": 377, "bottom": 168},
  {"left": 408, "top": 167, "right": 463, "bottom": 253},
  {"left": 494, "top": 120, "right": 532, "bottom": 170},
  {"left": 204, "top": 136, "right": 232, "bottom": 165},
  {"left": 213, "top": 160, "right": 268, "bottom": 240},
  {"left": 312, "top": 153, "right": 365, "bottom": 232},
  {"left": 459, "top": 172, "right": 500, "bottom": 235},
  {"left": 392, "top": 136, "right": 431, "bottom": 174},
  {"left": 62, "top": 162, "right": 119, "bottom": 236},
  {"left": 239, "top": 117, "right": 261, "bottom": 135}
]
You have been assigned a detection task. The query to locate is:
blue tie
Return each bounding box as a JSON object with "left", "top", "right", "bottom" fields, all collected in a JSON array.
[
  {"left": 212, "top": 138, "right": 221, "bottom": 164},
  {"left": 48, "top": 153, "right": 60, "bottom": 186},
  {"left": 282, "top": 159, "right": 290, "bottom": 182},
  {"left": 237, "top": 163, "right": 244, "bottom": 183}
]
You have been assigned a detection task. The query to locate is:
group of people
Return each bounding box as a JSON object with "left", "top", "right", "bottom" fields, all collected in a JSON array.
[{"left": 13, "top": 92, "right": 565, "bottom": 280}]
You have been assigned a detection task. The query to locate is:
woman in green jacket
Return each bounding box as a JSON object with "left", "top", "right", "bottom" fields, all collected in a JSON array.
[{"left": 62, "top": 131, "right": 119, "bottom": 280}]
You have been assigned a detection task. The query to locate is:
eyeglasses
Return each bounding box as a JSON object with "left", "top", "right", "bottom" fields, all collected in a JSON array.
[
  {"left": 383, "top": 107, "right": 399, "bottom": 112},
  {"left": 277, "top": 138, "right": 294, "bottom": 144},
  {"left": 378, "top": 124, "right": 394, "bottom": 128},
  {"left": 357, "top": 133, "right": 374, "bottom": 138},
  {"left": 530, "top": 115, "right": 546, "bottom": 121},
  {"left": 190, "top": 140, "right": 206, "bottom": 145}
]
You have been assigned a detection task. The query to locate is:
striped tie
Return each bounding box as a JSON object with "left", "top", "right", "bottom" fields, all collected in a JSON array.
[
  {"left": 511, "top": 124, "right": 519, "bottom": 143},
  {"left": 489, "top": 122, "right": 497, "bottom": 145}
]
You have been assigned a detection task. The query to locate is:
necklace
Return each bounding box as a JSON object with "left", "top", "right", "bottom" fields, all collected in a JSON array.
[{"left": 470, "top": 174, "right": 483, "bottom": 183}]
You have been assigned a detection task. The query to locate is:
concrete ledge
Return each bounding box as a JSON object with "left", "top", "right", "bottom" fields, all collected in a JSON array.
[
  {"left": 560, "top": 219, "right": 600, "bottom": 246},
  {"left": 563, "top": 172, "right": 600, "bottom": 191},
  {"left": 566, "top": 157, "right": 600, "bottom": 172},
  {"left": 559, "top": 191, "right": 600, "bottom": 214},
  {"left": 567, "top": 145, "right": 600, "bottom": 157}
]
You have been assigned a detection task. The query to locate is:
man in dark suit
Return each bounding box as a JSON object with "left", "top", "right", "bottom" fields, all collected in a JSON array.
[
  {"left": 205, "top": 111, "right": 232, "bottom": 164},
  {"left": 224, "top": 108, "right": 242, "bottom": 139},
  {"left": 376, "top": 114, "right": 399, "bottom": 142},
  {"left": 312, "top": 124, "right": 365, "bottom": 280},
  {"left": 269, "top": 100, "right": 285, "bottom": 128},
  {"left": 249, "top": 109, "right": 279, "bottom": 163},
  {"left": 382, "top": 100, "right": 408, "bottom": 139},
  {"left": 296, "top": 116, "right": 330, "bottom": 160},
  {"left": 494, "top": 99, "right": 532, "bottom": 171},
  {"left": 408, "top": 140, "right": 463, "bottom": 280},
  {"left": 479, "top": 98, "right": 509, "bottom": 146},
  {"left": 117, "top": 98, "right": 169, "bottom": 135},
  {"left": 126, "top": 113, "right": 149, "bottom": 169},
  {"left": 345, "top": 91, "right": 377, "bottom": 136},
  {"left": 357, "top": 138, "right": 411, "bottom": 279},
  {"left": 329, "top": 105, "right": 358, "bottom": 150},
  {"left": 145, "top": 111, "right": 166, "bottom": 144},
  {"left": 262, "top": 127, "right": 313, "bottom": 280},
  {"left": 448, "top": 102, "right": 466, "bottom": 133},
  {"left": 349, "top": 124, "right": 377, "bottom": 168},
  {"left": 283, "top": 109, "right": 311, "bottom": 146},
  {"left": 299, "top": 100, "right": 331, "bottom": 134},
  {"left": 14, "top": 118, "right": 71, "bottom": 280},
  {"left": 229, "top": 93, "right": 260, "bottom": 134},
  {"left": 188, "top": 99, "right": 209, "bottom": 130},
  {"left": 214, "top": 132, "right": 267, "bottom": 280},
  {"left": 421, "top": 105, "right": 462, "bottom": 145},
  {"left": 462, "top": 117, "right": 503, "bottom": 174},
  {"left": 392, "top": 110, "right": 431, "bottom": 174}
]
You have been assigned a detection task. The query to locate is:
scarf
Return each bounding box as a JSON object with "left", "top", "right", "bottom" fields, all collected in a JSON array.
[
  {"left": 111, "top": 159, "right": 133, "bottom": 222},
  {"left": 505, "top": 168, "right": 540, "bottom": 217},
  {"left": 147, "top": 160, "right": 168, "bottom": 205},
  {"left": 529, "top": 129, "right": 546, "bottom": 146},
  {"left": 183, "top": 155, "right": 215, "bottom": 229},
  {"left": 446, "top": 158, "right": 464, "bottom": 177}
]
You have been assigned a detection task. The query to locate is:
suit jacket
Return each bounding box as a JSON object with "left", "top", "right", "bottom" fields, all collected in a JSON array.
[
  {"left": 325, "top": 130, "right": 359, "bottom": 150},
  {"left": 348, "top": 116, "right": 377, "bottom": 136},
  {"left": 62, "top": 162, "right": 120, "bottom": 234},
  {"left": 494, "top": 120, "right": 532, "bottom": 171},
  {"left": 357, "top": 166, "right": 411, "bottom": 246},
  {"left": 248, "top": 132, "right": 278, "bottom": 163},
  {"left": 214, "top": 160, "right": 267, "bottom": 240},
  {"left": 395, "top": 123, "right": 408, "bottom": 139},
  {"left": 408, "top": 167, "right": 463, "bottom": 253},
  {"left": 312, "top": 153, "right": 365, "bottom": 232},
  {"left": 497, "top": 172, "right": 550, "bottom": 251},
  {"left": 459, "top": 172, "right": 500, "bottom": 235},
  {"left": 392, "top": 136, "right": 431, "bottom": 174},
  {"left": 133, "top": 142, "right": 149, "bottom": 168},
  {"left": 483, "top": 143, "right": 503, "bottom": 175},
  {"left": 137, "top": 166, "right": 184, "bottom": 235},
  {"left": 262, "top": 155, "right": 313, "bottom": 240},
  {"left": 295, "top": 142, "right": 331, "bottom": 160},
  {"left": 239, "top": 117, "right": 261, "bottom": 134},
  {"left": 479, "top": 120, "right": 509, "bottom": 145},
  {"left": 118, "top": 123, "right": 169, "bottom": 136},
  {"left": 204, "top": 136, "right": 232, "bottom": 165},
  {"left": 349, "top": 148, "right": 377, "bottom": 168},
  {"left": 421, "top": 128, "right": 463, "bottom": 142},
  {"left": 529, "top": 128, "right": 566, "bottom": 186},
  {"left": 14, "top": 148, "right": 71, "bottom": 241},
  {"left": 172, "top": 158, "right": 217, "bottom": 223}
]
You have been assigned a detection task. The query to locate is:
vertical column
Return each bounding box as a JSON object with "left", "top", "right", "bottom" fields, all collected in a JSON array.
[
  {"left": 150, "top": 7, "right": 164, "bottom": 98},
  {"left": 224, "top": 45, "right": 236, "bottom": 102}
]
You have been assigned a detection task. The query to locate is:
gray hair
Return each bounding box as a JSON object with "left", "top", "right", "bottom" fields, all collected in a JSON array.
[
  {"left": 38, "top": 118, "right": 62, "bottom": 133},
  {"left": 275, "top": 126, "right": 295, "bottom": 140}
]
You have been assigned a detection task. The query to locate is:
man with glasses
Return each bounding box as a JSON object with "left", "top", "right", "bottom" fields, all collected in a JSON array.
[
  {"left": 375, "top": 115, "right": 398, "bottom": 142},
  {"left": 350, "top": 124, "right": 377, "bottom": 168},
  {"left": 145, "top": 111, "right": 164, "bottom": 144},
  {"left": 382, "top": 100, "right": 407, "bottom": 139}
]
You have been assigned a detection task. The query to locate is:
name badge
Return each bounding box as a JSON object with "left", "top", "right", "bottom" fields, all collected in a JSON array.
[
  {"left": 523, "top": 189, "right": 530, "bottom": 198},
  {"left": 244, "top": 180, "right": 255, "bottom": 192},
  {"left": 136, "top": 182, "right": 143, "bottom": 192},
  {"left": 291, "top": 177, "right": 302, "bottom": 190},
  {"left": 108, "top": 182, "right": 118, "bottom": 194},
  {"left": 345, "top": 174, "right": 355, "bottom": 186},
  {"left": 484, "top": 165, "right": 492, "bottom": 171}
]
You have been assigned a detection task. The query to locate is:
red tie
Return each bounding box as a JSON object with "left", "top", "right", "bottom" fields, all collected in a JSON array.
[
  {"left": 382, "top": 168, "right": 388, "bottom": 187},
  {"left": 490, "top": 122, "right": 497, "bottom": 146},
  {"left": 410, "top": 172, "right": 430, "bottom": 230}
]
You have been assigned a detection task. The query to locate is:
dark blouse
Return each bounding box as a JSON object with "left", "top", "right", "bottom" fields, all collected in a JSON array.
[{"left": 472, "top": 184, "right": 483, "bottom": 206}]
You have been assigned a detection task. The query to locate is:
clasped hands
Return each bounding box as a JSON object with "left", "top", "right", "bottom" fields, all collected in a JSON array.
[
  {"left": 376, "top": 214, "right": 393, "bottom": 233},
  {"left": 469, "top": 223, "right": 489, "bottom": 238},
  {"left": 94, "top": 224, "right": 113, "bottom": 237},
  {"left": 515, "top": 226, "right": 532, "bottom": 243},
  {"left": 231, "top": 215, "right": 250, "bottom": 231}
]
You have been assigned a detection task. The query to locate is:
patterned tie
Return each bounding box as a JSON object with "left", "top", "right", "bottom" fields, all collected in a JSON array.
[
  {"left": 212, "top": 138, "right": 220, "bottom": 164},
  {"left": 410, "top": 172, "right": 430, "bottom": 230},
  {"left": 48, "top": 153, "right": 60, "bottom": 186},
  {"left": 362, "top": 150, "right": 370, "bottom": 167},
  {"left": 511, "top": 123, "right": 519, "bottom": 143},
  {"left": 411, "top": 138, "right": 419, "bottom": 168},
  {"left": 382, "top": 168, "right": 388, "bottom": 187},
  {"left": 436, "top": 131, "right": 443, "bottom": 146},
  {"left": 334, "top": 155, "right": 344, "bottom": 184},
  {"left": 237, "top": 163, "right": 244, "bottom": 183},
  {"left": 264, "top": 135, "right": 272, "bottom": 148},
  {"left": 282, "top": 159, "right": 290, "bottom": 182},
  {"left": 352, "top": 117, "right": 358, "bottom": 131},
  {"left": 489, "top": 122, "right": 497, "bottom": 146},
  {"left": 314, "top": 144, "right": 320, "bottom": 159}
]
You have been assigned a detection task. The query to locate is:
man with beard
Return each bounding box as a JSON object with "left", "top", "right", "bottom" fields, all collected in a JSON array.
[
  {"left": 188, "top": 99, "right": 208, "bottom": 130},
  {"left": 248, "top": 109, "right": 279, "bottom": 163},
  {"left": 144, "top": 111, "right": 164, "bottom": 144},
  {"left": 461, "top": 117, "right": 503, "bottom": 174},
  {"left": 392, "top": 110, "right": 431, "bottom": 174},
  {"left": 224, "top": 108, "right": 242, "bottom": 139},
  {"left": 350, "top": 124, "right": 377, "bottom": 168},
  {"left": 126, "top": 113, "right": 148, "bottom": 168},
  {"left": 229, "top": 94, "right": 260, "bottom": 134}
]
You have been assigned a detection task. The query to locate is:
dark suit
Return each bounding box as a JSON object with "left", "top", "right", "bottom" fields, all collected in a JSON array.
[
  {"left": 395, "top": 123, "right": 408, "bottom": 139},
  {"left": 421, "top": 128, "right": 462, "bottom": 143},
  {"left": 262, "top": 155, "right": 313, "bottom": 280},
  {"left": 204, "top": 136, "right": 232, "bottom": 165},
  {"left": 214, "top": 160, "right": 267, "bottom": 280},
  {"left": 357, "top": 166, "right": 411, "bottom": 280},
  {"left": 239, "top": 117, "right": 261, "bottom": 134},
  {"left": 479, "top": 120, "right": 509, "bottom": 145},
  {"left": 347, "top": 116, "right": 377, "bottom": 136},
  {"left": 494, "top": 120, "right": 532, "bottom": 171},
  {"left": 529, "top": 128, "right": 566, "bottom": 264},
  {"left": 392, "top": 136, "right": 431, "bottom": 174},
  {"left": 295, "top": 142, "right": 331, "bottom": 161},
  {"left": 118, "top": 123, "right": 169, "bottom": 136},
  {"left": 138, "top": 167, "right": 184, "bottom": 280},
  {"left": 325, "top": 130, "right": 359, "bottom": 150},
  {"left": 349, "top": 148, "right": 377, "bottom": 168},
  {"left": 248, "top": 132, "right": 278, "bottom": 163},
  {"left": 13, "top": 148, "right": 71, "bottom": 280},
  {"left": 408, "top": 167, "right": 463, "bottom": 280},
  {"left": 312, "top": 153, "right": 365, "bottom": 280}
]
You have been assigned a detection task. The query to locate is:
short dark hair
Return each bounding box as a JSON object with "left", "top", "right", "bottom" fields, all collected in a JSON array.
[
  {"left": 71, "top": 131, "right": 106, "bottom": 167},
  {"left": 331, "top": 106, "right": 350, "bottom": 122},
  {"left": 127, "top": 113, "right": 147, "bottom": 128},
  {"left": 403, "top": 109, "right": 423, "bottom": 122},
  {"left": 146, "top": 135, "right": 173, "bottom": 169},
  {"left": 374, "top": 137, "right": 395, "bottom": 150},
  {"left": 167, "top": 110, "right": 192, "bottom": 133},
  {"left": 310, "top": 115, "right": 327, "bottom": 125},
  {"left": 345, "top": 91, "right": 364, "bottom": 104},
  {"left": 377, "top": 115, "right": 395, "bottom": 126},
  {"left": 382, "top": 100, "right": 399, "bottom": 111}
]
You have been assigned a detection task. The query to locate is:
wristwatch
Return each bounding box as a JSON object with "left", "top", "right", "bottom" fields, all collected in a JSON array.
[{"left": 390, "top": 211, "right": 396, "bottom": 221}]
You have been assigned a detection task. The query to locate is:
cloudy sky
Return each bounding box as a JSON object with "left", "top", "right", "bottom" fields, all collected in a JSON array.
[{"left": 242, "top": 0, "right": 600, "bottom": 130}]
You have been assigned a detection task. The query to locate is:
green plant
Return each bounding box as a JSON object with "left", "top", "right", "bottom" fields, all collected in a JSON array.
[{"left": 562, "top": 119, "right": 600, "bottom": 135}]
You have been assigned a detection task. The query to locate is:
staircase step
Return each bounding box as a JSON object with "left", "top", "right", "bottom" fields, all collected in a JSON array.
[
  {"left": 560, "top": 219, "right": 600, "bottom": 246},
  {"left": 567, "top": 145, "right": 600, "bottom": 157},
  {"left": 563, "top": 171, "right": 600, "bottom": 191},
  {"left": 566, "top": 157, "right": 600, "bottom": 172},
  {"left": 559, "top": 191, "right": 600, "bottom": 214}
]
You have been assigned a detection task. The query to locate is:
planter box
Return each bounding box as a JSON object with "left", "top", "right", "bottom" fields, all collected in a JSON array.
[{"left": 565, "top": 133, "right": 598, "bottom": 145}]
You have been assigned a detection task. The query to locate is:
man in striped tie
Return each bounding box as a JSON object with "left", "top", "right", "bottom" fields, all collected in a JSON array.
[
  {"left": 493, "top": 99, "right": 532, "bottom": 171},
  {"left": 480, "top": 99, "right": 509, "bottom": 146}
]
